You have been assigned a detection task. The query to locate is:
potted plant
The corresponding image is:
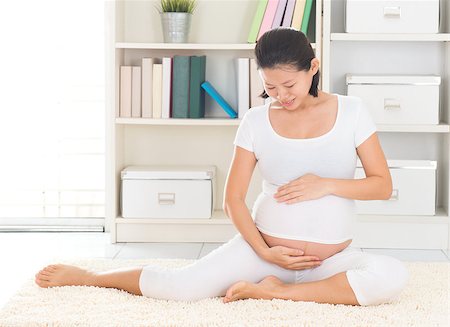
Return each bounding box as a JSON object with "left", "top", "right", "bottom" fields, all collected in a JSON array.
[{"left": 158, "top": 0, "right": 197, "bottom": 43}]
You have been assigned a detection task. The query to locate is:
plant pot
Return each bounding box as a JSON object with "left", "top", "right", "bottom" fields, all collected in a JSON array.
[{"left": 160, "top": 12, "right": 192, "bottom": 43}]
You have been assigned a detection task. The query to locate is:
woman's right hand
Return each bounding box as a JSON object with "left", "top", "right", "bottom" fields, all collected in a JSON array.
[{"left": 261, "top": 246, "right": 322, "bottom": 270}]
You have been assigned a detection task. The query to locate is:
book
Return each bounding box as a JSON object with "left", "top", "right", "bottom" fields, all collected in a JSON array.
[
  {"left": 189, "top": 56, "right": 206, "bottom": 118},
  {"left": 281, "top": 0, "right": 296, "bottom": 27},
  {"left": 249, "top": 59, "right": 265, "bottom": 107},
  {"left": 257, "top": 0, "right": 280, "bottom": 40},
  {"left": 271, "top": 0, "right": 288, "bottom": 28},
  {"left": 119, "top": 66, "right": 132, "bottom": 117},
  {"left": 306, "top": 0, "right": 316, "bottom": 41},
  {"left": 201, "top": 81, "right": 237, "bottom": 118},
  {"left": 152, "top": 64, "right": 163, "bottom": 119},
  {"left": 141, "top": 58, "right": 154, "bottom": 118},
  {"left": 235, "top": 58, "right": 250, "bottom": 119},
  {"left": 247, "top": 0, "right": 268, "bottom": 43},
  {"left": 161, "top": 57, "right": 172, "bottom": 119},
  {"left": 172, "top": 56, "right": 191, "bottom": 118},
  {"left": 131, "top": 66, "right": 141, "bottom": 118},
  {"left": 300, "top": 0, "right": 313, "bottom": 35},
  {"left": 291, "top": 0, "right": 306, "bottom": 31}
]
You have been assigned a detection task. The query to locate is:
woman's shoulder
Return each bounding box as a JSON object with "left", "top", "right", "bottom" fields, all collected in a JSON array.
[
  {"left": 337, "top": 94, "right": 363, "bottom": 111},
  {"left": 336, "top": 94, "right": 366, "bottom": 117},
  {"left": 242, "top": 102, "right": 270, "bottom": 122},
  {"left": 337, "top": 94, "right": 363, "bottom": 108}
]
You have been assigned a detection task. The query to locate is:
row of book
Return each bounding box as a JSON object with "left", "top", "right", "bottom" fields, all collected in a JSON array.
[
  {"left": 119, "top": 57, "right": 270, "bottom": 119},
  {"left": 120, "top": 56, "right": 201, "bottom": 119},
  {"left": 248, "top": 0, "right": 315, "bottom": 43}
]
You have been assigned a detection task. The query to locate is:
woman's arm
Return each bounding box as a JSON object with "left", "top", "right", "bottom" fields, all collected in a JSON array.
[
  {"left": 223, "top": 146, "right": 270, "bottom": 256},
  {"left": 274, "top": 133, "right": 392, "bottom": 203},
  {"left": 326, "top": 133, "right": 392, "bottom": 200}
]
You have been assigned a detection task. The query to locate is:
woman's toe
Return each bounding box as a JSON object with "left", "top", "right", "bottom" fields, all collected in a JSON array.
[{"left": 36, "top": 278, "right": 49, "bottom": 288}]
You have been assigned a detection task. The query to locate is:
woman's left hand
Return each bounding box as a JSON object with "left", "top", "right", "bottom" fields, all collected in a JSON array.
[{"left": 274, "top": 173, "right": 332, "bottom": 204}]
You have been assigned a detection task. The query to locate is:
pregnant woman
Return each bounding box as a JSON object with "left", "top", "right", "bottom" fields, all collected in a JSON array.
[{"left": 35, "top": 28, "right": 408, "bottom": 306}]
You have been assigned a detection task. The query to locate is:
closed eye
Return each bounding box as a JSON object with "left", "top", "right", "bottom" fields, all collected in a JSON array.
[{"left": 266, "top": 84, "right": 294, "bottom": 90}]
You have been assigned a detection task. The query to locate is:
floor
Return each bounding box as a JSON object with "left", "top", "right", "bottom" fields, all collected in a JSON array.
[{"left": 0, "top": 232, "right": 449, "bottom": 310}]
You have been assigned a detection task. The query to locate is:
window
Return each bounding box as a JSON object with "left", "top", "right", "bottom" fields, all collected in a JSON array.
[{"left": 0, "top": 1, "right": 105, "bottom": 230}]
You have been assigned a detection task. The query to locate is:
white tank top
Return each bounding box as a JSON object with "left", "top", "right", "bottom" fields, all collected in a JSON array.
[{"left": 233, "top": 95, "right": 377, "bottom": 244}]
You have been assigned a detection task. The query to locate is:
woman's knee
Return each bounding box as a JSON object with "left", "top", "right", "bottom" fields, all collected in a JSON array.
[{"left": 348, "top": 255, "right": 409, "bottom": 306}]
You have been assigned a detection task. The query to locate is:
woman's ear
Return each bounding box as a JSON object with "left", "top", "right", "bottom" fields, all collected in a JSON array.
[{"left": 310, "top": 58, "right": 320, "bottom": 74}]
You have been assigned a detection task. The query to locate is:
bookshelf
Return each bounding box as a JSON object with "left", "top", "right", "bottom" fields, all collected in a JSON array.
[
  {"left": 115, "top": 118, "right": 241, "bottom": 126},
  {"left": 106, "top": 0, "right": 323, "bottom": 243},
  {"left": 322, "top": 0, "right": 450, "bottom": 250}
]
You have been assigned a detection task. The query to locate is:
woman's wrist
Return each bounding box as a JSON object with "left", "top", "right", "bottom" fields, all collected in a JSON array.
[
  {"left": 323, "top": 178, "right": 336, "bottom": 195},
  {"left": 257, "top": 247, "right": 271, "bottom": 260}
]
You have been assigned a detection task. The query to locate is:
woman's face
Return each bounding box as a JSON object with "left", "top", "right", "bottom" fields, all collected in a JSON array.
[{"left": 259, "top": 60, "right": 319, "bottom": 110}]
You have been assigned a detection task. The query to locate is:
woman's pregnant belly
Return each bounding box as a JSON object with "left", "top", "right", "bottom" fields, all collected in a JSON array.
[
  {"left": 260, "top": 233, "right": 352, "bottom": 261},
  {"left": 252, "top": 192, "right": 355, "bottom": 261}
]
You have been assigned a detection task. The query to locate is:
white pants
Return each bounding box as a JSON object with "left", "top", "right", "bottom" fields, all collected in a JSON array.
[{"left": 139, "top": 234, "right": 409, "bottom": 306}]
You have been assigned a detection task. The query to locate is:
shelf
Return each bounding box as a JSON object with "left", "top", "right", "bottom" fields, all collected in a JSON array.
[
  {"left": 331, "top": 33, "right": 450, "bottom": 42},
  {"left": 115, "top": 118, "right": 240, "bottom": 126},
  {"left": 377, "top": 124, "right": 450, "bottom": 133},
  {"left": 116, "top": 42, "right": 255, "bottom": 50},
  {"left": 116, "top": 208, "right": 448, "bottom": 225},
  {"left": 116, "top": 42, "right": 317, "bottom": 50},
  {"left": 116, "top": 210, "right": 232, "bottom": 225},
  {"left": 118, "top": 119, "right": 449, "bottom": 131},
  {"left": 356, "top": 207, "right": 449, "bottom": 224}
]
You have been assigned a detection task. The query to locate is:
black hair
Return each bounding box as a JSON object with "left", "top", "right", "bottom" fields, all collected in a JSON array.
[{"left": 255, "top": 27, "right": 319, "bottom": 98}]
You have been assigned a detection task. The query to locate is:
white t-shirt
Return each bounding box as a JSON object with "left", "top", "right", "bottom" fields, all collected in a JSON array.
[{"left": 233, "top": 95, "right": 377, "bottom": 244}]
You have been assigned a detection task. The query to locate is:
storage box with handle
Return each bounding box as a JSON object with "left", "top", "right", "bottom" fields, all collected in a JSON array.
[
  {"left": 121, "top": 165, "right": 216, "bottom": 219},
  {"left": 346, "top": 74, "right": 441, "bottom": 125},
  {"left": 345, "top": 0, "right": 440, "bottom": 33},
  {"left": 355, "top": 160, "right": 436, "bottom": 215}
]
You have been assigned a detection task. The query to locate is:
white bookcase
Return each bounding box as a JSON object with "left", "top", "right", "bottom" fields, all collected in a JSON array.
[
  {"left": 107, "top": 1, "right": 450, "bottom": 250},
  {"left": 322, "top": 0, "right": 450, "bottom": 250},
  {"left": 106, "top": 0, "right": 322, "bottom": 243}
]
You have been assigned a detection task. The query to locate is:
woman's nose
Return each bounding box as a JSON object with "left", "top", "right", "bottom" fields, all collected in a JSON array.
[{"left": 277, "top": 88, "right": 289, "bottom": 100}]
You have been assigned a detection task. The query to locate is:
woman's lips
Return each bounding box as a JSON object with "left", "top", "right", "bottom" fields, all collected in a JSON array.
[{"left": 281, "top": 98, "right": 295, "bottom": 106}]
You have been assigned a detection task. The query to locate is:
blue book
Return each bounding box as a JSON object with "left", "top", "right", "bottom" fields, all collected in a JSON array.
[{"left": 201, "top": 81, "right": 238, "bottom": 118}]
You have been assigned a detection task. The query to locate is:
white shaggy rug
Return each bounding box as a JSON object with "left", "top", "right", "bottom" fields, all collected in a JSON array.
[{"left": 0, "top": 258, "right": 448, "bottom": 327}]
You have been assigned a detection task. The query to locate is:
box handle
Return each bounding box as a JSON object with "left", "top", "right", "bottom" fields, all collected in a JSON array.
[
  {"left": 389, "top": 189, "right": 399, "bottom": 201},
  {"left": 384, "top": 98, "right": 401, "bottom": 111},
  {"left": 158, "top": 193, "right": 175, "bottom": 205},
  {"left": 384, "top": 6, "right": 401, "bottom": 18}
]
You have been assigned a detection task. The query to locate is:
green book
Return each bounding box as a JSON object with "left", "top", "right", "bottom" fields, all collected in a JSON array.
[
  {"left": 247, "top": 0, "right": 268, "bottom": 43},
  {"left": 306, "top": 0, "right": 316, "bottom": 42},
  {"left": 300, "top": 0, "right": 313, "bottom": 35},
  {"left": 172, "top": 55, "right": 191, "bottom": 118},
  {"left": 189, "top": 56, "right": 206, "bottom": 118}
]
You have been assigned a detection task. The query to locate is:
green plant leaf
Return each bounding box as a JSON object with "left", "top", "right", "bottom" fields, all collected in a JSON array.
[{"left": 159, "top": 0, "right": 196, "bottom": 14}]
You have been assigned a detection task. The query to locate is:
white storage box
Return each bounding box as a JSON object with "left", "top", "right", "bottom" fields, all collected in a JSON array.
[
  {"left": 345, "top": 0, "right": 440, "bottom": 33},
  {"left": 346, "top": 75, "right": 440, "bottom": 125},
  {"left": 355, "top": 160, "right": 436, "bottom": 215},
  {"left": 121, "top": 166, "right": 216, "bottom": 219}
]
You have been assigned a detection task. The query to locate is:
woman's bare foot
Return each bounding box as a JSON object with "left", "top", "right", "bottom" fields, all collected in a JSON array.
[
  {"left": 223, "top": 275, "right": 286, "bottom": 303},
  {"left": 35, "top": 264, "right": 96, "bottom": 288}
]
